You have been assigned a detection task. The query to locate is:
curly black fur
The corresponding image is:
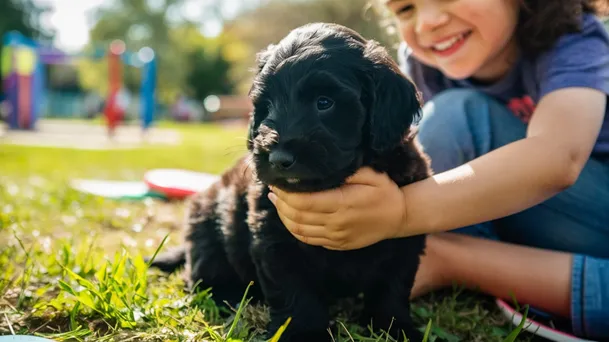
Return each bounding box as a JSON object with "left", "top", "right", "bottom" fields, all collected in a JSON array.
[{"left": 148, "top": 22, "right": 432, "bottom": 342}]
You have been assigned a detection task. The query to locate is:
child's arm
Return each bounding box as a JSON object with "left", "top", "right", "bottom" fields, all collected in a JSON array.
[
  {"left": 399, "top": 87, "right": 606, "bottom": 236},
  {"left": 268, "top": 87, "right": 606, "bottom": 249}
]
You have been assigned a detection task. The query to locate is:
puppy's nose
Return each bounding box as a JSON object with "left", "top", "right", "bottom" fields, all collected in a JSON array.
[{"left": 269, "top": 150, "right": 296, "bottom": 170}]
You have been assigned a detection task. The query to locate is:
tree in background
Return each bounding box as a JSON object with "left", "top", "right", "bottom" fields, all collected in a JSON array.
[
  {"left": 75, "top": 0, "right": 240, "bottom": 105},
  {"left": 183, "top": 39, "right": 234, "bottom": 101},
  {"left": 75, "top": 0, "right": 396, "bottom": 102}
]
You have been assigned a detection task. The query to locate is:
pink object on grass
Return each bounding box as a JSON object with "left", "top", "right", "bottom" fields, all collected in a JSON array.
[
  {"left": 495, "top": 298, "right": 598, "bottom": 342},
  {"left": 143, "top": 169, "right": 220, "bottom": 200}
]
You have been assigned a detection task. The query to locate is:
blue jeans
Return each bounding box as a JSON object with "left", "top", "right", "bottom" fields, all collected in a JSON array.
[{"left": 416, "top": 89, "right": 609, "bottom": 339}]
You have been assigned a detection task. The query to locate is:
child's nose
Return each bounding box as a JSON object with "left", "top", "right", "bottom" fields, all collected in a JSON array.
[{"left": 415, "top": 4, "right": 450, "bottom": 33}]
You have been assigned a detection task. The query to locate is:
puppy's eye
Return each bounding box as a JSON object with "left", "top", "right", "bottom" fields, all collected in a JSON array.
[{"left": 316, "top": 96, "right": 334, "bottom": 111}]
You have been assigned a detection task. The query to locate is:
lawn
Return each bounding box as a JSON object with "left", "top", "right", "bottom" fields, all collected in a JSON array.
[{"left": 0, "top": 120, "right": 535, "bottom": 341}]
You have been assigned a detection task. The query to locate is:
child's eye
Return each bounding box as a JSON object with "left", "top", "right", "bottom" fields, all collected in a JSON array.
[
  {"left": 386, "top": 1, "right": 415, "bottom": 18},
  {"left": 396, "top": 4, "right": 415, "bottom": 14}
]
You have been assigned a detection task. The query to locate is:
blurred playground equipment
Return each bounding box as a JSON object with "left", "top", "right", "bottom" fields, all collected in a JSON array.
[
  {"left": 203, "top": 94, "right": 252, "bottom": 122},
  {"left": 1, "top": 31, "right": 157, "bottom": 136},
  {"left": 170, "top": 94, "right": 205, "bottom": 122}
]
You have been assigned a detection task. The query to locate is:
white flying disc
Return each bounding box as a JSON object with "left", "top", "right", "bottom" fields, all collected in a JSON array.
[{"left": 70, "top": 179, "right": 165, "bottom": 200}]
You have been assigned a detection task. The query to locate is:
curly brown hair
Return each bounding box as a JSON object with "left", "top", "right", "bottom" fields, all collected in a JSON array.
[
  {"left": 518, "top": 0, "right": 609, "bottom": 57},
  {"left": 369, "top": 0, "right": 609, "bottom": 58}
]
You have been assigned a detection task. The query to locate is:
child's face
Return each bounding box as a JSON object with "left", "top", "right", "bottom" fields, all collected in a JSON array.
[{"left": 385, "top": 0, "right": 520, "bottom": 82}]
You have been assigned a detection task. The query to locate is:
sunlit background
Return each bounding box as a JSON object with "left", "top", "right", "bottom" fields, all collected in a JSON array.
[{"left": 1, "top": 0, "right": 402, "bottom": 126}]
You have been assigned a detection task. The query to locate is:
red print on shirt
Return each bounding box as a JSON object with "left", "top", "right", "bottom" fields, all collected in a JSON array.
[{"left": 507, "top": 95, "right": 536, "bottom": 123}]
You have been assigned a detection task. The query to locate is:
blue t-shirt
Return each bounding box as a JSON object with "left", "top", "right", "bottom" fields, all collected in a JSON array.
[{"left": 398, "top": 13, "right": 609, "bottom": 157}]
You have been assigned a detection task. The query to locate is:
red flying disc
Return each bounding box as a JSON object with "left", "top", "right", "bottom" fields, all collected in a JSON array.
[{"left": 143, "top": 169, "right": 220, "bottom": 199}]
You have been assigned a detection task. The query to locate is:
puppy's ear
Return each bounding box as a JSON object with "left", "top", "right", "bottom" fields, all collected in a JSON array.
[
  {"left": 247, "top": 43, "right": 275, "bottom": 149},
  {"left": 248, "top": 43, "right": 276, "bottom": 99},
  {"left": 254, "top": 43, "right": 276, "bottom": 74},
  {"left": 246, "top": 115, "right": 255, "bottom": 151},
  {"left": 364, "top": 40, "right": 423, "bottom": 153}
]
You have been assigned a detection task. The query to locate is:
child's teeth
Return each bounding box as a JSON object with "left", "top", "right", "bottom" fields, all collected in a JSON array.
[{"left": 433, "top": 34, "right": 463, "bottom": 51}]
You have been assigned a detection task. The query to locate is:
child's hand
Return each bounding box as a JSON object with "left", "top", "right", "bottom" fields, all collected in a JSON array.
[{"left": 268, "top": 167, "right": 406, "bottom": 250}]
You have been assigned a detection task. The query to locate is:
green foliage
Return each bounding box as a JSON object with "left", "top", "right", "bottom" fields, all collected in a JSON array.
[
  {"left": 73, "top": 0, "right": 404, "bottom": 102},
  {"left": 75, "top": 1, "right": 238, "bottom": 104},
  {"left": 0, "top": 0, "right": 53, "bottom": 43},
  {"left": 184, "top": 46, "right": 233, "bottom": 101}
]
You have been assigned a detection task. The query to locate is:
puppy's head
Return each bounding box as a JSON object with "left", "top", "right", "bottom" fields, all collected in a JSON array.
[{"left": 247, "top": 23, "right": 422, "bottom": 192}]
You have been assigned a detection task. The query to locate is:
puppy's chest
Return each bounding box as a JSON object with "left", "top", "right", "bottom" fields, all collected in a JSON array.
[
  {"left": 301, "top": 242, "right": 399, "bottom": 292},
  {"left": 249, "top": 199, "right": 419, "bottom": 293}
]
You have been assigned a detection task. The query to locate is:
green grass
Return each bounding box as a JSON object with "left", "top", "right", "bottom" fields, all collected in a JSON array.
[{"left": 0, "top": 119, "right": 536, "bottom": 341}]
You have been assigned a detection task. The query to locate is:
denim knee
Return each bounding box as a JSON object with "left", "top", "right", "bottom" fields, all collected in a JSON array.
[
  {"left": 416, "top": 89, "right": 496, "bottom": 173},
  {"left": 571, "top": 254, "right": 609, "bottom": 339}
]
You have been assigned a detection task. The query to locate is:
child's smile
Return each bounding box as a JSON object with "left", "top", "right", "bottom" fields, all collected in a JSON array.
[
  {"left": 386, "top": 0, "right": 520, "bottom": 82},
  {"left": 427, "top": 30, "right": 472, "bottom": 57}
]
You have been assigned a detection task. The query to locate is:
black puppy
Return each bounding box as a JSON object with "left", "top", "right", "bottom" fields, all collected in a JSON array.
[{"left": 149, "top": 22, "right": 432, "bottom": 342}]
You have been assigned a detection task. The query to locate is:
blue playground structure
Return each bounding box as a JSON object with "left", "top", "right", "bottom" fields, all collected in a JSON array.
[{"left": 1, "top": 31, "right": 157, "bottom": 132}]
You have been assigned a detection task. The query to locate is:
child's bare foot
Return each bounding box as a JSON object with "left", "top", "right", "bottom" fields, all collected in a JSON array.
[{"left": 411, "top": 234, "right": 452, "bottom": 299}]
